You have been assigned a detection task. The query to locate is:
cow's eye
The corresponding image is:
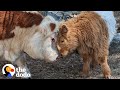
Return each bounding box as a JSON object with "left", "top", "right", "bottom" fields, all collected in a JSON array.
[
  {"left": 61, "top": 40, "right": 64, "bottom": 43},
  {"left": 52, "top": 38, "right": 55, "bottom": 42}
]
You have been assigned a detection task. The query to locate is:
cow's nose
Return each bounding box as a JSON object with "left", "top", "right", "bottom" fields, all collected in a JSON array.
[
  {"left": 57, "top": 54, "right": 63, "bottom": 59},
  {"left": 56, "top": 54, "right": 63, "bottom": 60},
  {"left": 56, "top": 56, "right": 60, "bottom": 60}
]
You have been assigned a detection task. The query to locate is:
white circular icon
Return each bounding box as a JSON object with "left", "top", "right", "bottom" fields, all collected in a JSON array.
[{"left": 2, "top": 64, "right": 15, "bottom": 78}]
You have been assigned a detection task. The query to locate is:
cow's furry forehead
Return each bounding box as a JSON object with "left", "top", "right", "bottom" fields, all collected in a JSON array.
[
  {"left": 40, "top": 15, "right": 59, "bottom": 32},
  {"left": 42, "top": 15, "right": 58, "bottom": 24}
]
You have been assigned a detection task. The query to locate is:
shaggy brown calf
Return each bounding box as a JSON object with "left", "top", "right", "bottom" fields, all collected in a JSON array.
[{"left": 57, "top": 11, "right": 111, "bottom": 79}]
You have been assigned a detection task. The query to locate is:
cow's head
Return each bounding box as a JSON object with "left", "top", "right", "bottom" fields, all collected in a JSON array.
[
  {"left": 57, "top": 23, "right": 79, "bottom": 57},
  {"left": 39, "top": 15, "right": 60, "bottom": 62}
]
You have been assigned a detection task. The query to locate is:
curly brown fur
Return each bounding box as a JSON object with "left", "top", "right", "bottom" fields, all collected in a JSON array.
[{"left": 57, "top": 11, "right": 111, "bottom": 79}]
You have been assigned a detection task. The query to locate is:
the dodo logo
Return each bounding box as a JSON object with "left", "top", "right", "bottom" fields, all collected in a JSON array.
[{"left": 2, "top": 64, "right": 15, "bottom": 78}]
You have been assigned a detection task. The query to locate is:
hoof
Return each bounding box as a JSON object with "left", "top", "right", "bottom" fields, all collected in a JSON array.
[
  {"left": 104, "top": 75, "right": 112, "bottom": 79},
  {"left": 80, "top": 72, "right": 90, "bottom": 78}
]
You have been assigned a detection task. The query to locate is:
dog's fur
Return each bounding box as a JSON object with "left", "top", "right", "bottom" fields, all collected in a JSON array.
[
  {"left": 57, "top": 11, "right": 115, "bottom": 78},
  {"left": 0, "top": 11, "right": 59, "bottom": 78}
]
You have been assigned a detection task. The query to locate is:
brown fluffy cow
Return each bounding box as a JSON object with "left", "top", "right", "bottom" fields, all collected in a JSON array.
[{"left": 57, "top": 11, "right": 115, "bottom": 79}]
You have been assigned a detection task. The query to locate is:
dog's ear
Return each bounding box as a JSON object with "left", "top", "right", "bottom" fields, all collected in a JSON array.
[
  {"left": 60, "top": 25, "right": 68, "bottom": 34},
  {"left": 50, "top": 23, "right": 56, "bottom": 32}
]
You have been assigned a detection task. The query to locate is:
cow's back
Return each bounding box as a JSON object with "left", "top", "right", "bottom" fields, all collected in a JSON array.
[{"left": 0, "top": 11, "right": 43, "bottom": 40}]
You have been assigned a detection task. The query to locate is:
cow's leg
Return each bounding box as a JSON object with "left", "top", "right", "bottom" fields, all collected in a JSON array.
[
  {"left": 4, "top": 49, "right": 20, "bottom": 63},
  {"left": 98, "top": 56, "right": 111, "bottom": 79},
  {"left": 82, "top": 54, "right": 91, "bottom": 76},
  {"left": 91, "top": 52, "right": 98, "bottom": 69},
  {"left": 4, "top": 50, "right": 31, "bottom": 79},
  {"left": 14, "top": 53, "right": 31, "bottom": 79}
]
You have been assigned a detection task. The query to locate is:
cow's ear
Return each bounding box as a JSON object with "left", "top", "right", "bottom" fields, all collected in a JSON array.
[
  {"left": 50, "top": 23, "right": 56, "bottom": 32},
  {"left": 61, "top": 25, "right": 68, "bottom": 34}
]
